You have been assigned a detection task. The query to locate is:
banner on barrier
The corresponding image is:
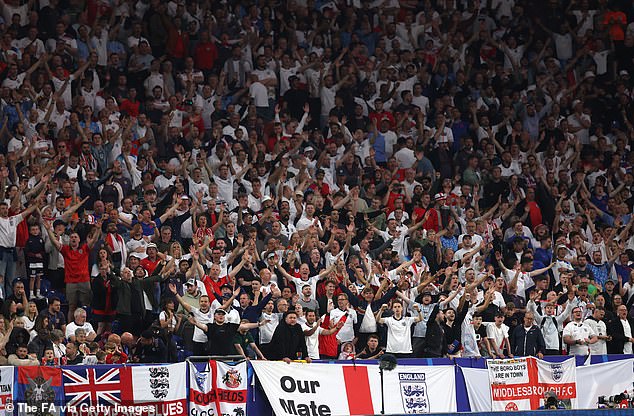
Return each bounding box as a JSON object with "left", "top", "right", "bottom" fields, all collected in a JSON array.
[
  {"left": 122, "top": 363, "right": 187, "bottom": 415},
  {"left": 16, "top": 366, "right": 64, "bottom": 416},
  {"left": 462, "top": 367, "right": 491, "bottom": 412},
  {"left": 251, "top": 361, "right": 457, "bottom": 415},
  {"left": 189, "top": 361, "right": 247, "bottom": 416},
  {"left": 0, "top": 367, "right": 13, "bottom": 416},
  {"left": 487, "top": 357, "right": 577, "bottom": 411},
  {"left": 576, "top": 359, "right": 634, "bottom": 409}
]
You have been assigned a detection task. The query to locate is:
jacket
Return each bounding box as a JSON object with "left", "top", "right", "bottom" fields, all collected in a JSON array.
[
  {"left": 7, "top": 354, "right": 39, "bottom": 366},
  {"left": 110, "top": 267, "right": 168, "bottom": 315},
  {"left": 269, "top": 321, "right": 308, "bottom": 360},
  {"left": 608, "top": 317, "right": 634, "bottom": 354},
  {"left": 511, "top": 325, "right": 546, "bottom": 356},
  {"left": 528, "top": 300, "right": 573, "bottom": 350},
  {"left": 423, "top": 304, "right": 447, "bottom": 358}
]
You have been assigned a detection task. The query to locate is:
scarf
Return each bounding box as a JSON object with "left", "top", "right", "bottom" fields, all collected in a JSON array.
[{"left": 105, "top": 233, "right": 127, "bottom": 270}]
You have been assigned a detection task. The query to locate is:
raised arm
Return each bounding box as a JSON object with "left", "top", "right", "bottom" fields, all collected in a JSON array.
[
  {"left": 168, "top": 282, "right": 192, "bottom": 313},
  {"left": 43, "top": 220, "right": 62, "bottom": 252}
]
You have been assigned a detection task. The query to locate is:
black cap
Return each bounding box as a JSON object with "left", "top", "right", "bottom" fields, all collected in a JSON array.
[
  {"left": 214, "top": 308, "right": 227, "bottom": 315},
  {"left": 140, "top": 330, "right": 154, "bottom": 339},
  {"left": 220, "top": 283, "right": 232, "bottom": 290}
]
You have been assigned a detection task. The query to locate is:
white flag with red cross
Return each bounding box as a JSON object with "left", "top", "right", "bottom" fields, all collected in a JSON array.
[{"left": 488, "top": 357, "right": 577, "bottom": 411}]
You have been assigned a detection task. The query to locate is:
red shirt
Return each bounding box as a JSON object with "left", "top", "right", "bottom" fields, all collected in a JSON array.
[
  {"left": 140, "top": 257, "right": 160, "bottom": 275},
  {"left": 319, "top": 314, "right": 344, "bottom": 358},
  {"left": 195, "top": 42, "right": 218, "bottom": 70},
  {"left": 202, "top": 275, "right": 228, "bottom": 297},
  {"left": 369, "top": 111, "right": 395, "bottom": 129},
  {"left": 119, "top": 99, "right": 140, "bottom": 118},
  {"left": 527, "top": 201, "right": 543, "bottom": 231},
  {"left": 386, "top": 191, "right": 405, "bottom": 213},
  {"left": 412, "top": 207, "right": 440, "bottom": 232},
  {"left": 60, "top": 244, "right": 90, "bottom": 284}
]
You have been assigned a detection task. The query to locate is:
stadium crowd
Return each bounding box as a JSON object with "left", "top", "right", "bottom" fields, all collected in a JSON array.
[{"left": 0, "top": 0, "right": 633, "bottom": 365}]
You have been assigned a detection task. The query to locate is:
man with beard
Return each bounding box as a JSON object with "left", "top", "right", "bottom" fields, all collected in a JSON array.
[{"left": 269, "top": 311, "right": 310, "bottom": 362}]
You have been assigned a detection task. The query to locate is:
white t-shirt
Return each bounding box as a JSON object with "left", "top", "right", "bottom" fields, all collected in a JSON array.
[
  {"left": 486, "top": 323, "right": 509, "bottom": 352},
  {"left": 259, "top": 312, "right": 281, "bottom": 344},
  {"left": 301, "top": 321, "right": 324, "bottom": 360},
  {"left": 212, "top": 174, "right": 234, "bottom": 204},
  {"left": 249, "top": 82, "right": 269, "bottom": 107},
  {"left": 330, "top": 308, "right": 357, "bottom": 343},
  {"left": 0, "top": 213, "right": 24, "bottom": 248},
  {"left": 51, "top": 75, "right": 75, "bottom": 110},
  {"left": 290, "top": 276, "right": 320, "bottom": 300},
  {"left": 1, "top": 73, "right": 26, "bottom": 89},
  {"left": 622, "top": 319, "right": 633, "bottom": 354},
  {"left": 383, "top": 316, "right": 417, "bottom": 354},
  {"left": 461, "top": 305, "right": 481, "bottom": 357},
  {"left": 585, "top": 318, "right": 607, "bottom": 355},
  {"left": 191, "top": 307, "right": 214, "bottom": 343},
  {"left": 159, "top": 311, "right": 176, "bottom": 329},
  {"left": 65, "top": 321, "right": 96, "bottom": 340},
  {"left": 562, "top": 321, "right": 596, "bottom": 355}
]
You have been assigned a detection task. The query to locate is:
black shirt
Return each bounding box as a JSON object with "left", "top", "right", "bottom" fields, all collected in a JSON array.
[{"left": 205, "top": 322, "right": 240, "bottom": 356}]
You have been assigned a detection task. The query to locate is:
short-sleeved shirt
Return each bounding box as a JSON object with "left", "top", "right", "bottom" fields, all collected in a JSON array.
[
  {"left": 562, "top": 321, "right": 596, "bottom": 355},
  {"left": 383, "top": 316, "right": 417, "bottom": 354},
  {"left": 487, "top": 323, "right": 510, "bottom": 351},
  {"left": 191, "top": 307, "right": 214, "bottom": 343},
  {"left": 301, "top": 322, "right": 324, "bottom": 360},
  {"left": 65, "top": 321, "right": 96, "bottom": 340},
  {"left": 60, "top": 244, "right": 90, "bottom": 283},
  {"left": 134, "top": 218, "right": 161, "bottom": 237},
  {"left": 232, "top": 330, "right": 255, "bottom": 352}
]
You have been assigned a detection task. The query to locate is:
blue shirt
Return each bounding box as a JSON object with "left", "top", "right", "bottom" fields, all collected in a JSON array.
[
  {"left": 133, "top": 217, "right": 162, "bottom": 237},
  {"left": 440, "top": 235, "right": 458, "bottom": 252},
  {"left": 586, "top": 262, "right": 611, "bottom": 287},
  {"left": 372, "top": 132, "right": 387, "bottom": 163}
]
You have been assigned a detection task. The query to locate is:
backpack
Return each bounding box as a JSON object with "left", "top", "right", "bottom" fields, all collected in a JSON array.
[{"left": 540, "top": 316, "right": 562, "bottom": 351}]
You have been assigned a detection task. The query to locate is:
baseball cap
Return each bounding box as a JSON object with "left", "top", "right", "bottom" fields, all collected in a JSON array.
[
  {"left": 262, "top": 195, "right": 272, "bottom": 203},
  {"left": 185, "top": 279, "right": 196, "bottom": 286},
  {"left": 556, "top": 244, "right": 569, "bottom": 251},
  {"left": 146, "top": 242, "right": 157, "bottom": 249},
  {"left": 606, "top": 278, "right": 617, "bottom": 284},
  {"left": 220, "top": 283, "right": 232, "bottom": 291},
  {"left": 620, "top": 70, "right": 630, "bottom": 77},
  {"left": 140, "top": 330, "right": 154, "bottom": 339},
  {"left": 214, "top": 308, "right": 227, "bottom": 315}
]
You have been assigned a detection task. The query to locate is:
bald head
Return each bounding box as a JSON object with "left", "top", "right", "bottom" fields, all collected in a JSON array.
[{"left": 121, "top": 332, "right": 135, "bottom": 346}]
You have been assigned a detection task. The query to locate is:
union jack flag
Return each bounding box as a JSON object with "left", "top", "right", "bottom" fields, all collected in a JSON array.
[{"left": 62, "top": 367, "right": 122, "bottom": 407}]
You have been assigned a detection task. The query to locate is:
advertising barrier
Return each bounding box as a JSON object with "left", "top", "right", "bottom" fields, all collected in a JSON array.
[
  {"left": 0, "top": 356, "right": 631, "bottom": 415},
  {"left": 251, "top": 361, "right": 457, "bottom": 415}
]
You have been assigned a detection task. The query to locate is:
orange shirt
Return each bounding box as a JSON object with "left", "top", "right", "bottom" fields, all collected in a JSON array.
[{"left": 603, "top": 11, "right": 627, "bottom": 41}]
